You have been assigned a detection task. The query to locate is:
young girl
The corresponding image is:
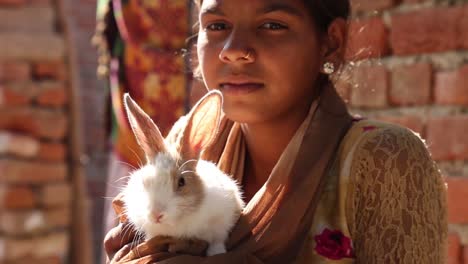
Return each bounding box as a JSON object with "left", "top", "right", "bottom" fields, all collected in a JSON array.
[{"left": 104, "top": 0, "right": 447, "bottom": 263}]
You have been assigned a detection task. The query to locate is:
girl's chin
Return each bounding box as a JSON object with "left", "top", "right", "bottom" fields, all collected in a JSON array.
[{"left": 222, "top": 105, "right": 269, "bottom": 125}]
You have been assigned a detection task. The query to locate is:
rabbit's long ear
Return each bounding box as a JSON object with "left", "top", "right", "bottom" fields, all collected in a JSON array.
[
  {"left": 124, "top": 93, "right": 166, "bottom": 162},
  {"left": 180, "top": 90, "right": 223, "bottom": 160}
]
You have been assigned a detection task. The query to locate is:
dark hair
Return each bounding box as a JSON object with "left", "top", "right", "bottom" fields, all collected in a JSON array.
[
  {"left": 305, "top": 0, "right": 350, "bottom": 32},
  {"left": 194, "top": 0, "right": 350, "bottom": 32}
]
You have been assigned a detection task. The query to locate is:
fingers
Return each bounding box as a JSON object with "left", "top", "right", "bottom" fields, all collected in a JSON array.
[
  {"left": 110, "top": 244, "right": 132, "bottom": 263},
  {"left": 105, "top": 232, "right": 209, "bottom": 262},
  {"left": 144, "top": 235, "right": 173, "bottom": 252},
  {"left": 167, "top": 238, "right": 208, "bottom": 255},
  {"left": 104, "top": 222, "right": 138, "bottom": 261},
  {"left": 141, "top": 235, "right": 208, "bottom": 255}
]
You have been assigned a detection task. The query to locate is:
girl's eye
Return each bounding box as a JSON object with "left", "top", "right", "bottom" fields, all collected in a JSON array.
[
  {"left": 261, "top": 22, "right": 287, "bottom": 30},
  {"left": 178, "top": 177, "right": 185, "bottom": 188},
  {"left": 206, "top": 22, "right": 229, "bottom": 31}
]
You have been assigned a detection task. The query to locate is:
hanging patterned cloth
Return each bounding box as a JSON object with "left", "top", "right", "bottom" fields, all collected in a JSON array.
[{"left": 94, "top": 0, "right": 190, "bottom": 167}]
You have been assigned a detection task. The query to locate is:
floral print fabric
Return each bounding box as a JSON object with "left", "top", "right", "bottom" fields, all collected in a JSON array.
[{"left": 296, "top": 120, "right": 447, "bottom": 263}]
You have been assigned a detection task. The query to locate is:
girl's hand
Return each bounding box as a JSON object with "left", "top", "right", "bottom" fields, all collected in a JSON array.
[
  {"left": 103, "top": 222, "right": 209, "bottom": 263},
  {"left": 104, "top": 222, "right": 139, "bottom": 262}
]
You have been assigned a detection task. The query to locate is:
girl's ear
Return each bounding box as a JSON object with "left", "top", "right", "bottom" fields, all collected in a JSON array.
[
  {"left": 123, "top": 93, "right": 167, "bottom": 162},
  {"left": 180, "top": 90, "right": 223, "bottom": 160},
  {"left": 321, "top": 18, "right": 348, "bottom": 71}
]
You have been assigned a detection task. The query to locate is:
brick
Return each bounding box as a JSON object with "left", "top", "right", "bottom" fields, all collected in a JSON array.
[
  {"left": 0, "top": 0, "right": 26, "bottom": 6},
  {"left": 0, "top": 7, "right": 54, "bottom": 33},
  {"left": 36, "top": 82, "right": 67, "bottom": 107},
  {"left": 38, "top": 142, "right": 66, "bottom": 161},
  {"left": 0, "top": 131, "right": 40, "bottom": 158},
  {"left": 0, "top": 185, "right": 36, "bottom": 209},
  {"left": 39, "top": 183, "right": 71, "bottom": 207},
  {"left": 7, "top": 256, "right": 61, "bottom": 264},
  {"left": 334, "top": 73, "right": 352, "bottom": 104},
  {"left": 350, "top": 0, "right": 395, "bottom": 14},
  {"left": 350, "top": 65, "right": 388, "bottom": 108},
  {"left": 458, "top": 5, "right": 468, "bottom": 50},
  {"left": 45, "top": 206, "right": 71, "bottom": 228},
  {"left": 1, "top": 81, "right": 67, "bottom": 108},
  {"left": 390, "top": 63, "right": 432, "bottom": 106},
  {"left": 0, "top": 237, "right": 33, "bottom": 261},
  {"left": 446, "top": 177, "right": 468, "bottom": 224},
  {"left": 450, "top": 226, "right": 468, "bottom": 245},
  {"left": 464, "top": 246, "right": 468, "bottom": 264},
  {"left": 451, "top": 225, "right": 468, "bottom": 248},
  {"left": 28, "top": 0, "right": 52, "bottom": 6},
  {"left": 0, "top": 33, "right": 64, "bottom": 61},
  {"left": 377, "top": 115, "right": 424, "bottom": 136},
  {"left": 0, "top": 108, "right": 37, "bottom": 134},
  {"left": 0, "top": 159, "right": 67, "bottom": 184},
  {"left": 0, "top": 210, "right": 46, "bottom": 235},
  {"left": 0, "top": 208, "right": 69, "bottom": 236},
  {"left": 345, "top": 17, "right": 389, "bottom": 61},
  {"left": 33, "top": 61, "right": 67, "bottom": 80},
  {"left": 36, "top": 232, "right": 69, "bottom": 259},
  {"left": 402, "top": 0, "right": 427, "bottom": 3},
  {"left": 33, "top": 109, "right": 68, "bottom": 140},
  {"left": 0, "top": 61, "right": 31, "bottom": 82},
  {"left": 0, "top": 107, "right": 68, "bottom": 140},
  {"left": 391, "top": 7, "right": 460, "bottom": 55},
  {"left": 0, "top": 232, "right": 68, "bottom": 260},
  {"left": 0, "top": 83, "right": 35, "bottom": 106},
  {"left": 447, "top": 233, "right": 461, "bottom": 264},
  {"left": 0, "top": 208, "right": 70, "bottom": 237},
  {"left": 435, "top": 65, "right": 468, "bottom": 106},
  {"left": 426, "top": 116, "right": 468, "bottom": 160}
]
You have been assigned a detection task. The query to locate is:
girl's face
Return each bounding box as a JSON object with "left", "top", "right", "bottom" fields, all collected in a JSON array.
[{"left": 197, "top": 0, "right": 326, "bottom": 124}]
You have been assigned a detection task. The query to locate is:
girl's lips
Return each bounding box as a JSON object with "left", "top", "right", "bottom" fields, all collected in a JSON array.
[{"left": 219, "top": 83, "right": 264, "bottom": 94}]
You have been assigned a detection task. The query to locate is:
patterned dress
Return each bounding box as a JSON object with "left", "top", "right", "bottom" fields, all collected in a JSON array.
[{"left": 296, "top": 120, "right": 447, "bottom": 263}]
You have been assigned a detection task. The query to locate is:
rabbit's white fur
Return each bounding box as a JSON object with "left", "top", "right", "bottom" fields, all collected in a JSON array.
[{"left": 123, "top": 152, "right": 244, "bottom": 256}]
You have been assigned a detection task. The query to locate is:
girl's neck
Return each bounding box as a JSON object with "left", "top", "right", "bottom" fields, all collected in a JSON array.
[
  {"left": 240, "top": 103, "right": 311, "bottom": 187},
  {"left": 239, "top": 78, "right": 326, "bottom": 201}
]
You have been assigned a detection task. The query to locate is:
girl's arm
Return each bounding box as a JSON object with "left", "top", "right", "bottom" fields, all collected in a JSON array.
[{"left": 347, "top": 125, "right": 448, "bottom": 263}]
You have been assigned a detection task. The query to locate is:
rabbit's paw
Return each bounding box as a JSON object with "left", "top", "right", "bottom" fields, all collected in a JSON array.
[{"left": 206, "top": 242, "right": 226, "bottom": 256}]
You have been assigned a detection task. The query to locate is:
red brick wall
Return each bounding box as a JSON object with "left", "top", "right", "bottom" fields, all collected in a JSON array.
[
  {"left": 344, "top": 0, "right": 468, "bottom": 263},
  {"left": 0, "top": 0, "right": 72, "bottom": 263}
]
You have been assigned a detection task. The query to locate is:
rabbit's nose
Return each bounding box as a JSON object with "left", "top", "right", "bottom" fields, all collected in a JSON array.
[{"left": 151, "top": 211, "right": 164, "bottom": 223}]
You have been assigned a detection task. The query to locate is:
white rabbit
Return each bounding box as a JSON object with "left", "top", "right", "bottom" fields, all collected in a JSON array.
[{"left": 121, "top": 91, "right": 245, "bottom": 256}]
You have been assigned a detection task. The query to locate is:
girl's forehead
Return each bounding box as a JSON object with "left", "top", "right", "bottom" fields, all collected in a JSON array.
[{"left": 200, "top": 0, "right": 307, "bottom": 16}]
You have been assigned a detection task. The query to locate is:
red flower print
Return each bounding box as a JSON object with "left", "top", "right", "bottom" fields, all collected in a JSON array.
[
  {"left": 352, "top": 116, "right": 365, "bottom": 122},
  {"left": 314, "top": 228, "right": 355, "bottom": 260},
  {"left": 362, "top": 125, "right": 377, "bottom": 132}
]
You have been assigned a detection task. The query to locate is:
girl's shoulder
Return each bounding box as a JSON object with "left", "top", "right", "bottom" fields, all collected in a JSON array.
[
  {"left": 339, "top": 118, "right": 428, "bottom": 160},
  {"left": 337, "top": 119, "right": 448, "bottom": 264},
  {"left": 348, "top": 118, "right": 423, "bottom": 140}
]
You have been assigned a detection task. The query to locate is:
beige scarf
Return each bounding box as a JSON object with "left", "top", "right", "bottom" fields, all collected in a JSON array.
[{"left": 112, "top": 84, "right": 353, "bottom": 264}]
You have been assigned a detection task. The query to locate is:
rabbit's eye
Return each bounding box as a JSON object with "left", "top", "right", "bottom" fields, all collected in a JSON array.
[{"left": 178, "top": 177, "right": 185, "bottom": 188}]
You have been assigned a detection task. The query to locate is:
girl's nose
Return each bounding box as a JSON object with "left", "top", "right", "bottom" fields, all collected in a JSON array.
[{"left": 219, "top": 30, "right": 255, "bottom": 64}]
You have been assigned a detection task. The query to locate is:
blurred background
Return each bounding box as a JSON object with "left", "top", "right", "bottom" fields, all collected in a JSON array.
[{"left": 0, "top": 0, "right": 467, "bottom": 263}]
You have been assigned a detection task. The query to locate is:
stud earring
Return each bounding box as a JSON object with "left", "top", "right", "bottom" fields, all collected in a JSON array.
[
  {"left": 242, "top": 50, "right": 252, "bottom": 60},
  {"left": 323, "top": 62, "right": 335, "bottom": 75}
]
